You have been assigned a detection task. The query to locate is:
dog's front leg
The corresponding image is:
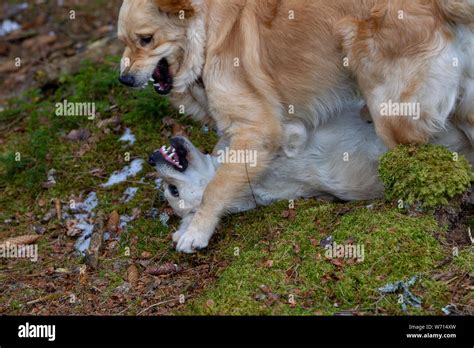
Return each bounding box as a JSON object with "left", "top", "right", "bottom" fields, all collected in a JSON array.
[{"left": 175, "top": 123, "right": 281, "bottom": 253}]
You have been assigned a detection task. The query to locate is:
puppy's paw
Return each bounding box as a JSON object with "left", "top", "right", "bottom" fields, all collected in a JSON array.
[
  {"left": 176, "top": 230, "right": 211, "bottom": 253},
  {"left": 172, "top": 228, "right": 186, "bottom": 243},
  {"left": 172, "top": 214, "right": 194, "bottom": 242}
]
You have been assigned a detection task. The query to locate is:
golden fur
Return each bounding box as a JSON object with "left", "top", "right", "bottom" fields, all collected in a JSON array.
[
  {"left": 337, "top": 0, "right": 474, "bottom": 147},
  {"left": 118, "top": 0, "right": 473, "bottom": 252}
]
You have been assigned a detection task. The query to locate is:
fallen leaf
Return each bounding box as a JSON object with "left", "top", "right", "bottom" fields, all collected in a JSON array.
[
  {"left": 22, "top": 33, "right": 57, "bottom": 50},
  {"left": 55, "top": 268, "right": 71, "bottom": 274},
  {"left": 281, "top": 209, "right": 296, "bottom": 220},
  {"left": 329, "top": 258, "right": 344, "bottom": 268},
  {"left": 65, "top": 128, "right": 91, "bottom": 142},
  {"left": 89, "top": 168, "right": 106, "bottom": 177},
  {"left": 263, "top": 260, "right": 274, "bottom": 268},
  {"left": 107, "top": 211, "right": 120, "bottom": 233},
  {"left": 0, "top": 61, "right": 18, "bottom": 74},
  {"left": 293, "top": 243, "right": 301, "bottom": 254},
  {"left": 265, "top": 293, "right": 280, "bottom": 306},
  {"left": 65, "top": 219, "right": 80, "bottom": 237},
  {"left": 140, "top": 251, "right": 152, "bottom": 259}
]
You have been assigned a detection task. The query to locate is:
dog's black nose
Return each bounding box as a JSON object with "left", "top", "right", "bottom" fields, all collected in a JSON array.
[
  {"left": 147, "top": 155, "right": 156, "bottom": 167},
  {"left": 119, "top": 74, "right": 135, "bottom": 87}
]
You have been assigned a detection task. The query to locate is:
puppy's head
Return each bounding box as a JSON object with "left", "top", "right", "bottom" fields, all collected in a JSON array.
[
  {"left": 117, "top": 0, "right": 196, "bottom": 95},
  {"left": 148, "top": 136, "right": 215, "bottom": 217}
]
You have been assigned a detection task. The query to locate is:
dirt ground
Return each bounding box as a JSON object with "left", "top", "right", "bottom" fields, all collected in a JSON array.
[
  {"left": 0, "top": 0, "right": 472, "bottom": 316},
  {"left": 0, "top": 0, "right": 122, "bottom": 103}
]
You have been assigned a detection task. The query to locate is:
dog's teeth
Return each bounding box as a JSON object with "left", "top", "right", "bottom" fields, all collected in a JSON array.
[{"left": 149, "top": 78, "right": 154, "bottom": 82}]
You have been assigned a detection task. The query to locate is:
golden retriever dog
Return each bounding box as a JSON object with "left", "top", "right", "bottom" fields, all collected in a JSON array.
[
  {"left": 336, "top": 0, "right": 474, "bottom": 148},
  {"left": 117, "top": 0, "right": 473, "bottom": 253}
]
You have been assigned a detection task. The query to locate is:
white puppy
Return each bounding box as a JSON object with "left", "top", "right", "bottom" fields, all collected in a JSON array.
[{"left": 149, "top": 104, "right": 473, "bottom": 248}]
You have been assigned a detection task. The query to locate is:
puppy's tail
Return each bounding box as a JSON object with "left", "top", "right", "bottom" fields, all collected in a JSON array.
[{"left": 435, "top": 0, "right": 474, "bottom": 25}]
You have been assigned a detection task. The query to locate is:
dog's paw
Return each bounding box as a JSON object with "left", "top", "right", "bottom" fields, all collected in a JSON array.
[
  {"left": 172, "top": 214, "right": 194, "bottom": 242},
  {"left": 176, "top": 230, "right": 211, "bottom": 253},
  {"left": 172, "top": 228, "right": 186, "bottom": 243}
]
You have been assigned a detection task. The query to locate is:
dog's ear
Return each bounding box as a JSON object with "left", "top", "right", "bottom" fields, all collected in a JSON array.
[{"left": 155, "top": 0, "right": 195, "bottom": 17}]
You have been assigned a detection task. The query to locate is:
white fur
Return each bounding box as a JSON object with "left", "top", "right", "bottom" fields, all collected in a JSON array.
[{"left": 155, "top": 103, "right": 473, "bottom": 252}]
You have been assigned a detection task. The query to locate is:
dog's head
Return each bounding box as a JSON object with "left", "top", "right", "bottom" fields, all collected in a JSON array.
[
  {"left": 117, "top": 0, "right": 201, "bottom": 95},
  {"left": 148, "top": 136, "right": 216, "bottom": 217}
]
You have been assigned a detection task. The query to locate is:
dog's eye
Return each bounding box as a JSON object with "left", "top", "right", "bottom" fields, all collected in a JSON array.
[
  {"left": 139, "top": 35, "right": 153, "bottom": 47},
  {"left": 168, "top": 184, "right": 179, "bottom": 197}
]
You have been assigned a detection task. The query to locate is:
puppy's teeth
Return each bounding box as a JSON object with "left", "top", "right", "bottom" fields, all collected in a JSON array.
[{"left": 149, "top": 78, "right": 154, "bottom": 82}]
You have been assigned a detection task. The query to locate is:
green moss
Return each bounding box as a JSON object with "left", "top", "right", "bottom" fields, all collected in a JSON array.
[
  {"left": 379, "top": 145, "right": 472, "bottom": 208},
  {"left": 184, "top": 202, "right": 450, "bottom": 315}
]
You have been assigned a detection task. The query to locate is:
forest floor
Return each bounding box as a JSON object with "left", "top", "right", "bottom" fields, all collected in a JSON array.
[{"left": 0, "top": 0, "right": 472, "bottom": 316}]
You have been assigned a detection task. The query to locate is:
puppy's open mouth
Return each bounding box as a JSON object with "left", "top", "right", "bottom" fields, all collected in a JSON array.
[
  {"left": 152, "top": 58, "right": 173, "bottom": 95},
  {"left": 150, "top": 137, "right": 188, "bottom": 172}
]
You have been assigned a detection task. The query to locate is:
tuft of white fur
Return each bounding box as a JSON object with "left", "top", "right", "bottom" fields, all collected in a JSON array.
[{"left": 172, "top": 0, "right": 207, "bottom": 94}]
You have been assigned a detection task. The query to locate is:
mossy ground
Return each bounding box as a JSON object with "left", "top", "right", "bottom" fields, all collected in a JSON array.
[{"left": 0, "top": 57, "right": 472, "bottom": 315}]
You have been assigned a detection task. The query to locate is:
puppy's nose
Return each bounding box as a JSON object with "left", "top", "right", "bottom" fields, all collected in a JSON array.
[
  {"left": 147, "top": 155, "right": 156, "bottom": 167},
  {"left": 119, "top": 74, "right": 135, "bottom": 87}
]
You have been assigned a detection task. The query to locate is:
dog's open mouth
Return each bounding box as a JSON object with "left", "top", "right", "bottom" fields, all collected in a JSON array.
[
  {"left": 150, "top": 137, "right": 188, "bottom": 172},
  {"left": 152, "top": 58, "right": 173, "bottom": 95}
]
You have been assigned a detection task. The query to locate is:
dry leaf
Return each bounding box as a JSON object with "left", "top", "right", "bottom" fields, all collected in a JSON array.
[
  {"left": 22, "top": 34, "right": 57, "bottom": 50},
  {"left": 107, "top": 211, "right": 120, "bottom": 233},
  {"left": 329, "top": 258, "right": 344, "bottom": 268},
  {"left": 0, "top": 234, "right": 40, "bottom": 246},
  {"left": 147, "top": 263, "right": 180, "bottom": 276},
  {"left": 127, "top": 264, "right": 139, "bottom": 287},
  {"left": 79, "top": 265, "right": 88, "bottom": 286},
  {"left": 65, "top": 128, "right": 91, "bottom": 142},
  {"left": 65, "top": 219, "right": 80, "bottom": 237},
  {"left": 281, "top": 209, "right": 296, "bottom": 220},
  {"left": 140, "top": 251, "right": 152, "bottom": 259},
  {"left": 263, "top": 260, "right": 274, "bottom": 268},
  {"left": 89, "top": 168, "right": 106, "bottom": 177},
  {"left": 293, "top": 243, "right": 301, "bottom": 254}
]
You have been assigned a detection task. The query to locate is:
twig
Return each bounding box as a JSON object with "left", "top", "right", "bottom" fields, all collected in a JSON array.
[
  {"left": 136, "top": 299, "right": 177, "bottom": 315},
  {"left": 26, "top": 293, "right": 62, "bottom": 306}
]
